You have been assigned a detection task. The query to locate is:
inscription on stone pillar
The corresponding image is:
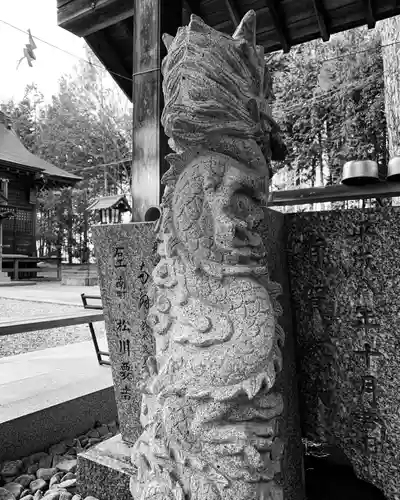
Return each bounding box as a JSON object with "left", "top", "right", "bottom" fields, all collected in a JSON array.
[
  {"left": 346, "top": 217, "right": 385, "bottom": 456},
  {"left": 287, "top": 208, "right": 400, "bottom": 499},
  {"left": 92, "top": 223, "right": 159, "bottom": 444}
]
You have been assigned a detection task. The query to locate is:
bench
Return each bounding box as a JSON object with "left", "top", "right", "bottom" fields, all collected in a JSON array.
[
  {"left": 81, "top": 293, "right": 110, "bottom": 366},
  {"left": 0, "top": 310, "right": 104, "bottom": 337},
  {"left": 0, "top": 301, "right": 109, "bottom": 367}
]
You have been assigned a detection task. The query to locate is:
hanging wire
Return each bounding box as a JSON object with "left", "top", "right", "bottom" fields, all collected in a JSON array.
[
  {"left": 85, "top": 155, "right": 132, "bottom": 169},
  {"left": 1, "top": 16, "right": 392, "bottom": 118},
  {"left": 322, "top": 37, "right": 400, "bottom": 63},
  {"left": 2, "top": 17, "right": 400, "bottom": 83},
  {"left": 275, "top": 73, "right": 378, "bottom": 115},
  {"left": 0, "top": 15, "right": 396, "bottom": 157},
  {"left": 265, "top": 34, "right": 400, "bottom": 67},
  {"left": 0, "top": 19, "right": 134, "bottom": 170},
  {"left": 0, "top": 18, "right": 133, "bottom": 83}
]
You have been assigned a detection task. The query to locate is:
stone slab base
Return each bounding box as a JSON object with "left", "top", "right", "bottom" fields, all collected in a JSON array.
[
  {"left": 77, "top": 434, "right": 136, "bottom": 500},
  {"left": 0, "top": 341, "right": 115, "bottom": 462},
  {"left": 62, "top": 277, "right": 99, "bottom": 286},
  {"left": 0, "top": 271, "right": 10, "bottom": 282},
  {"left": 0, "top": 387, "right": 117, "bottom": 462}
]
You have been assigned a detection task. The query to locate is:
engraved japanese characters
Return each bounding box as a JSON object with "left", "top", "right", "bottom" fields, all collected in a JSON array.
[
  {"left": 130, "top": 10, "right": 291, "bottom": 500},
  {"left": 287, "top": 208, "right": 400, "bottom": 500},
  {"left": 92, "top": 223, "right": 158, "bottom": 444}
]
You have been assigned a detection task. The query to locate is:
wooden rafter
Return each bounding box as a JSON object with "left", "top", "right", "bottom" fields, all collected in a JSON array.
[
  {"left": 224, "top": 0, "right": 241, "bottom": 28},
  {"left": 312, "top": 0, "right": 330, "bottom": 41},
  {"left": 56, "top": 0, "right": 74, "bottom": 8},
  {"left": 264, "top": 0, "right": 290, "bottom": 53},
  {"left": 362, "top": 0, "right": 376, "bottom": 28},
  {"left": 184, "top": 0, "right": 202, "bottom": 16}
]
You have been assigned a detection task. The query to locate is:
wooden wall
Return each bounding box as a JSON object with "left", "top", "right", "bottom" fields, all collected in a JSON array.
[{"left": 0, "top": 168, "right": 36, "bottom": 256}]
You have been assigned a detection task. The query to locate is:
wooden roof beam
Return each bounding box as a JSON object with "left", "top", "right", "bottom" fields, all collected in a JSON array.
[
  {"left": 85, "top": 30, "right": 131, "bottom": 99},
  {"left": 265, "top": 0, "right": 290, "bottom": 53},
  {"left": 57, "top": 0, "right": 134, "bottom": 38},
  {"left": 224, "top": 0, "right": 241, "bottom": 28},
  {"left": 362, "top": 0, "right": 376, "bottom": 29},
  {"left": 312, "top": 0, "right": 330, "bottom": 41}
]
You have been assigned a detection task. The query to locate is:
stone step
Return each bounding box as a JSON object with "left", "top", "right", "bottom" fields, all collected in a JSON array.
[
  {"left": 62, "top": 277, "right": 99, "bottom": 287},
  {"left": 62, "top": 274, "right": 98, "bottom": 278},
  {"left": 0, "top": 341, "right": 115, "bottom": 462},
  {"left": 62, "top": 271, "right": 98, "bottom": 277}
]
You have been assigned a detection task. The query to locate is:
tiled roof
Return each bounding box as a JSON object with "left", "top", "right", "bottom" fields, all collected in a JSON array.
[
  {"left": 87, "top": 195, "right": 131, "bottom": 211},
  {"left": 0, "top": 120, "right": 81, "bottom": 184}
]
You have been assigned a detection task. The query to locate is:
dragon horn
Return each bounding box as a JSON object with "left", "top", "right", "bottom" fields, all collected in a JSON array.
[
  {"left": 162, "top": 33, "right": 174, "bottom": 52},
  {"left": 232, "top": 10, "right": 257, "bottom": 47}
]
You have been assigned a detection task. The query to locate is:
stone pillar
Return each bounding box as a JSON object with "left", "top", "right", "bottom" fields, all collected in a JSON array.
[
  {"left": 287, "top": 207, "right": 400, "bottom": 500},
  {"left": 260, "top": 209, "right": 305, "bottom": 500},
  {"left": 131, "top": 0, "right": 183, "bottom": 221},
  {"left": 78, "top": 210, "right": 305, "bottom": 500},
  {"left": 92, "top": 223, "right": 159, "bottom": 444}
]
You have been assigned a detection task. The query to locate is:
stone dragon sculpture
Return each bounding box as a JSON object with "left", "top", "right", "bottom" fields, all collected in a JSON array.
[{"left": 130, "top": 10, "right": 288, "bottom": 500}]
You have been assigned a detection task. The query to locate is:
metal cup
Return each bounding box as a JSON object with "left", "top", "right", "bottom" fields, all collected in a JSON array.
[
  {"left": 387, "top": 157, "right": 400, "bottom": 182},
  {"left": 341, "top": 160, "right": 380, "bottom": 186}
]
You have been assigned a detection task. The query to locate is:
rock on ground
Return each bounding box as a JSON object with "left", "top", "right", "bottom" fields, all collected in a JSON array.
[
  {"left": 3, "top": 483, "right": 23, "bottom": 500},
  {"left": 0, "top": 487, "right": 16, "bottom": 500},
  {"left": 15, "top": 476, "right": 36, "bottom": 489},
  {"left": 30, "top": 480, "right": 47, "bottom": 495},
  {"left": 0, "top": 462, "right": 23, "bottom": 478},
  {"left": 0, "top": 421, "right": 119, "bottom": 500}
]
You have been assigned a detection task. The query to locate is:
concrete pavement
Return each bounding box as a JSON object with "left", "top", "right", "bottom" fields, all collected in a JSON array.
[{"left": 0, "top": 282, "right": 101, "bottom": 306}]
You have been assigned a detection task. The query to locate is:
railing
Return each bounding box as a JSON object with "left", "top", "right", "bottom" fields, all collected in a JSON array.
[
  {"left": 268, "top": 181, "right": 400, "bottom": 207},
  {"left": 81, "top": 293, "right": 110, "bottom": 366},
  {"left": 0, "top": 310, "right": 105, "bottom": 336},
  {"left": 2, "top": 256, "right": 62, "bottom": 281}
]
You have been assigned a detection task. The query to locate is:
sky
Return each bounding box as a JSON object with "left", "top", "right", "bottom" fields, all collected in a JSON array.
[{"left": 0, "top": 0, "right": 87, "bottom": 103}]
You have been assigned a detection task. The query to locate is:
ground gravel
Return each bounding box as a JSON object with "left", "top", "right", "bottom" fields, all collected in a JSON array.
[{"left": 0, "top": 298, "right": 106, "bottom": 358}]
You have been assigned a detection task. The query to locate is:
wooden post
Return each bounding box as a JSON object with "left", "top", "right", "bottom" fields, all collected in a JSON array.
[
  {"left": 57, "top": 258, "right": 62, "bottom": 281},
  {"left": 0, "top": 178, "right": 11, "bottom": 283},
  {"left": 0, "top": 220, "right": 3, "bottom": 275},
  {"left": 131, "top": 0, "right": 183, "bottom": 221},
  {"left": 13, "top": 259, "right": 19, "bottom": 281},
  {"left": 32, "top": 203, "right": 37, "bottom": 257}
]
